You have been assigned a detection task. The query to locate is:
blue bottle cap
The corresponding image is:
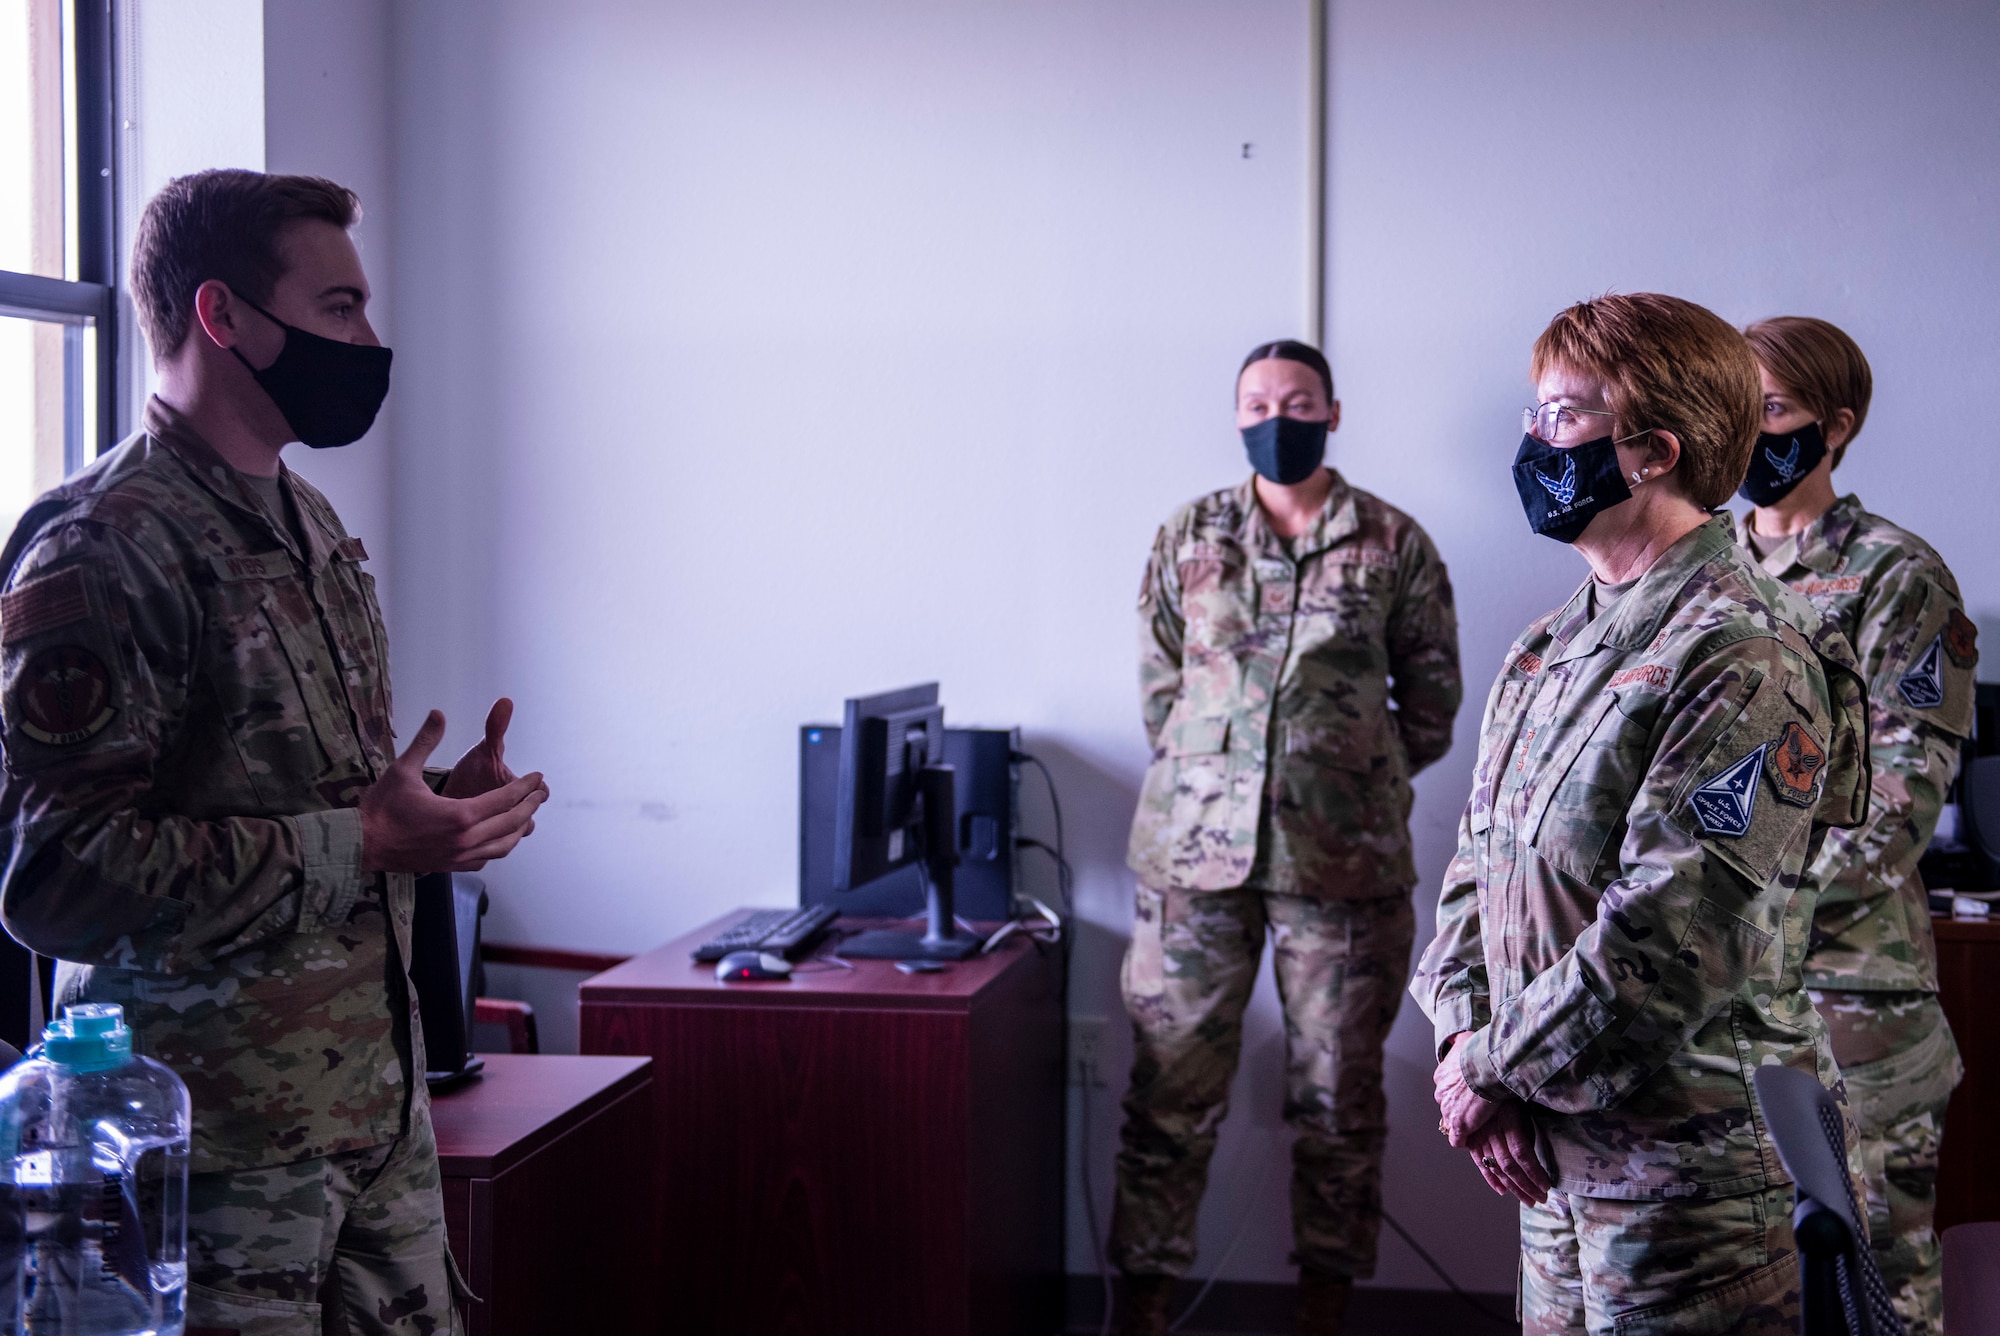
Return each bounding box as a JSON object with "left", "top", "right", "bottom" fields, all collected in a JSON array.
[{"left": 42, "top": 1003, "right": 132, "bottom": 1072}]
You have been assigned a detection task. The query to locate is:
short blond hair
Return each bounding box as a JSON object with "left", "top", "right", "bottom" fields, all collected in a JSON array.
[
  {"left": 1531, "top": 293, "right": 1761, "bottom": 510},
  {"left": 1744, "top": 317, "right": 1872, "bottom": 469}
]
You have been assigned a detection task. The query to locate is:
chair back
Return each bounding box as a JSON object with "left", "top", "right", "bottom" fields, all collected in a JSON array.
[{"left": 1944, "top": 1223, "right": 2000, "bottom": 1336}]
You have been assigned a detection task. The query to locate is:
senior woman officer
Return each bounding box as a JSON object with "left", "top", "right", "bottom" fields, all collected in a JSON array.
[
  {"left": 1413, "top": 294, "right": 1869, "bottom": 1335},
  {"left": 1115, "top": 340, "right": 1461, "bottom": 1336},
  {"left": 1734, "top": 317, "right": 1970, "bottom": 1336}
]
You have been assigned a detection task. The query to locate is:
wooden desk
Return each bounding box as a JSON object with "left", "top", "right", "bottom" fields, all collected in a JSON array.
[
  {"left": 1935, "top": 916, "right": 1999, "bottom": 1229},
  {"left": 579, "top": 912, "right": 1065, "bottom": 1336},
  {"left": 430, "top": 1053, "right": 656, "bottom": 1336}
]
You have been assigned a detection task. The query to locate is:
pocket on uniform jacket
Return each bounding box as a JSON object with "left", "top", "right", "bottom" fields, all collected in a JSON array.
[
  {"left": 1525, "top": 692, "right": 1636, "bottom": 884},
  {"left": 1166, "top": 715, "right": 1229, "bottom": 757},
  {"left": 209, "top": 565, "right": 339, "bottom": 806}
]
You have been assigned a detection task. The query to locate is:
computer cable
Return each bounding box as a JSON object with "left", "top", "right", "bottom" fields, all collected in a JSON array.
[
  {"left": 1167, "top": 1153, "right": 1285, "bottom": 1333},
  {"left": 1077, "top": 1053, "right": 1115, "bottom": 1336},
  {"left": 1378, "top": 1207, "right": 1513, "bottom": 1326},
  {"left": 1012, "top": 752, "right": 1072, "bottom": 918}
]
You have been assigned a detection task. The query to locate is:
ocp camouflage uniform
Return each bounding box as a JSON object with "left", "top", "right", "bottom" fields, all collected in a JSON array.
[
  {"left": 1734, "top": 496, "right": 1973, "bottom": 1336},
  {"left": 1413, "top": 516, "right": 1870, "bottom": 1335},
  {"left": 1113, "top": 471, "right": 1461, "bottom": 1281},
  {"left": 0, "top": 399, "right": 464, "bottom": 1335}
]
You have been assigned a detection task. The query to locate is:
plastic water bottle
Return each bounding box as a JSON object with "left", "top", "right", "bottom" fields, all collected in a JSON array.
[{"left": 0, "top": 1005, "right": 190, "bottom": 1335}]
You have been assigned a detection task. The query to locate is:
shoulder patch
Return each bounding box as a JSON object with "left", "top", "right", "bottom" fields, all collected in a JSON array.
[
  {"left": 1609, "top": 664, "right": 1672, "bottom": 692},
  {"left": 1690, "top": 745, "right": 1766, "bottom": 838},
  {"left": 335, "top": 536, "right": 369, "bottom": 563},
  {"left": 1899, "top": 635, "right": 1946, "bottom": 709},
  {"left": 0, "top": 568, "right": 90, "bottom": 644},
  {"left": 1768, "top": 721, "right": 1826, "bottom": 807},
  {"left": 1946, "top": 608, "right": 1978, "bottom": 667},
  {"left": 14, "top": 645, "right": 117, "bottom": 745}
]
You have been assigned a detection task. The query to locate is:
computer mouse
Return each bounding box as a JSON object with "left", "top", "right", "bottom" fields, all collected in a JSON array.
[{"left": 716, "top": 951, "right": 793, "bottom": 982}]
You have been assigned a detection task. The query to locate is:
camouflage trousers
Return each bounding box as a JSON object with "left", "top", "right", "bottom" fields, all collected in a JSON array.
[
  {"left": 1809, "top": 989, "right": 1962, "bottom": 1336},
  {"left": 186, "top": 1101, "right": 467, "bottom": 1336},
  {"left": 1109, "top": 883, "right": 1414, "bottom": 1280},
  {"left": 1519, "top": 1185, "right": 1801, "bottom": 1335}
]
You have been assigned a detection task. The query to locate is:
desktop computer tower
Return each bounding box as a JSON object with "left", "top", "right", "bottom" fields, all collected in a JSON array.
[{"left": 799, "top": 724, "right": 1019, "bottom": 919}]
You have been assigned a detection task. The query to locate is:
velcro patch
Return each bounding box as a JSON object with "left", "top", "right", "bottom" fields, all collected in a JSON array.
[
  {"left": 1768, "top": 721, "right": 1826, "bottom": 807},
  {"left": 1511, "top": 651, "right": 1543, "bottom": 677},
  {"left": 1609, "top": 664, "right": 1672, "bottom": 692},
  {"left": 14, "top": 645, "right": 116, "bottom": 745},
  {"left": 1327, "top": 548, "right": 1398, "bottom": 570},
  {"left": 0, "top": 568, "right": 89, "bottom": 644},
  {"left": 210, "top": 551, "right": 291, "bottom": 582},
  {"left": 1899, "top": 635, "right": 1946, "bottom": 710},
  {"left": 336, "top": 537, "right": 369, "bottom": 563},
  {"left": 1793, "top": 575, "right": 1863, "bottom": 598},
  {"left": 1690, "top": 745, "right": 1766, "bottom": 838},
  {"left": 1946, "top": 608, "right": 1978, "bottom": 667}
]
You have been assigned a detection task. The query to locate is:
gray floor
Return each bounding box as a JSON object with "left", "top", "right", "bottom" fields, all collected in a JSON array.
[{"left": 1063, "top": 1278, "right": 1517, "bottom": 1335}]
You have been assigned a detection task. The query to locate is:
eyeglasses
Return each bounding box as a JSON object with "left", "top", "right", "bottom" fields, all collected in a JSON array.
[{"left": 1522, "top": 401, "right": 1617, "bottom": 442}]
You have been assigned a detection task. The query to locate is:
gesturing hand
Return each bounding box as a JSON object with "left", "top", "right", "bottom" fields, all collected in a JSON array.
[
  {"left": 1434, "top": 1030, "right": 1504, "bottom": 1146},
  {"left": 360, "top": 709, "right": 549, "bottom": 874},
  {"left": 1463, "top": 1101, "right": 1553, "bottom": 1206},
  {"left": 442, "top": 698, "right": 521, "bottom": 800}
]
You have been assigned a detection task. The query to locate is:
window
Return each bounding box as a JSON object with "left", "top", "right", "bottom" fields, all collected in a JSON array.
[{"left": 0, "top": 0, "right": 116, "bottom": 536}]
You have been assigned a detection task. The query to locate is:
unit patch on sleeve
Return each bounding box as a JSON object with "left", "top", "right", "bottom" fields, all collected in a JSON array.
[
  {"left": 1689, "top": 744, "right": 1766, "bottom": 838},
  {"left": 1945, "top": 608, "right": 1978, "bottom": 668},
  {"left": 0, "top": 568, "right": 89, "bottom": 644},
  {"left": 1898, "top": 635, "right": 1947, "bottom": 709},
  {"left": 13, "top": 645, "right": 117, "bottom": 745},
  {"left": 1767, "top": 721, "right": 1826, "bottom": 807}
]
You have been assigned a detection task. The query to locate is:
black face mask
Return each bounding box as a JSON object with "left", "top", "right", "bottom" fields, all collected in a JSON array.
[
  {"left": 1242, "top": 415, "right": 1329, "bottom": 485},
  {"left": 230, "top": 296, "right": 392, "bottom": 448},
  {"left": 1737, "top": 421, "right": 1827, "bottom": 506},
  {"left": 1512, "top": 433, "right": 1632, "bottom": 543}
]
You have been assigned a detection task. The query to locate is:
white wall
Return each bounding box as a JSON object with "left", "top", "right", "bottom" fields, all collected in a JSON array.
[
  {"left": 1327, "top": 0, "right": 2000, "bottom": 1295},
  {"left": 250, "top": 0, "right": 2000, "bottom": 1298}
]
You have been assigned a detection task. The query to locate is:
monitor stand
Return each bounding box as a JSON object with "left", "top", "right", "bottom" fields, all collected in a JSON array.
[{"left": 840, "top": 763, "right": 984, "bottom": 962}]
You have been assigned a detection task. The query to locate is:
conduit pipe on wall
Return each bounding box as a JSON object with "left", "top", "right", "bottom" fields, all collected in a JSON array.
[{"left": 1305, "top": 0, "right": 1327, "bottom": 348}]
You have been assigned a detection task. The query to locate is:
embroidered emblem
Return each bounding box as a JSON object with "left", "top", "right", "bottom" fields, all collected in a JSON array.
[
  {"left": 1609, "top": 664, "right": 1671, "bottom": 691},
  {"left": 0, "top": 568, "right": 89, "bottom": 644},
  {"left": 1764, "top": 436, "right": 1803, "bottom": 483},
  {"left": 14, "top": 645, "right": 116, "bottom": 745},
  {"left": 1946, "top": 608, "right": 1978, "bottom": 667},
  {"left": 1512, "top": 651, "right": 1543, "bottom": 677},
  {"left": 1649, "top": 629, "right": 1672, "bottom": 653},
  {"left": 1690, "top": 745, "right": 1766, "bottom": 838},
  {"left": 336, "top": 536, "right": 369, "bottom": 563},
  {"left": 1535, "top": 455, "right": 1577, "bottom": 505},
  {"left": 1793, "top": 575, "right": 1863, "bottom": 598},
  {"left": 1261, "top": 584, "right": 1295, "bottom": 615},
  {"left": 1899, "top": 635, "right": 1946, "bottom": 709},
  {"left": 1327, "top": 548, "right": 1399, "bottom": 570},
  {"left": 1768, "top": 722, "right": 1826, "bottom": 806}
]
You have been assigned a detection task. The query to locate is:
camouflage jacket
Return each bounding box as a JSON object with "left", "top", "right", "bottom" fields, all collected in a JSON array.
[
  {"left": 1126, "top": 471, "right": 1461, "bottom": 896},
  {"left": 1731, "top": 497, "right": 1976, "bottom": 993},
  {"left": 0, "top": 397, "right": 425, "bottom": 1174},
  {"left": 1413, "top": 516, "right": 1870, "bottom": 1199}
]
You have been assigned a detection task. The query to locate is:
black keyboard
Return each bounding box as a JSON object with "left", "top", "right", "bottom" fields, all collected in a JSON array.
[{"left": 691, "top": 904, "right": 840, "bottom": 963}]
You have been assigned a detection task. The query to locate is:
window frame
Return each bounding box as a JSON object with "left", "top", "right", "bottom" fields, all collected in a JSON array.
[{"left": 0, "top": 0, "right": 118, "bottom": 472}]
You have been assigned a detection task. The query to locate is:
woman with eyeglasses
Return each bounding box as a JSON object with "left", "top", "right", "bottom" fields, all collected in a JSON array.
[
  {"left": 1412, "top": 294, "right": 1869, "bottom": 1334},
  {"left": 1732, "top": 317, "right": 1971, "bottom": 1336}
]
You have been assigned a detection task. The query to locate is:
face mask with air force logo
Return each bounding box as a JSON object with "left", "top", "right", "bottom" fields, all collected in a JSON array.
[
  {"left": 1511, "top": 433, "right": 1633, "bottom": 544},
  {"left": 1737, "top": 421, "right": 1828, "bottom": 506}
]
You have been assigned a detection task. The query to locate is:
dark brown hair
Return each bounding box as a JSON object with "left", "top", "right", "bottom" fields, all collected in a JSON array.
[
  {"left": 1238, "top": 339, "right": 1334, "bottom": 402},
  {"left": 131, "top": 169, "right": 360, "bottom": 359},
  {"left": 1531, "top": 294, "right": 1761, "bottom": 510},
  {"left": 1743, "top": 317, "right": 1873, "bottom": 469}
]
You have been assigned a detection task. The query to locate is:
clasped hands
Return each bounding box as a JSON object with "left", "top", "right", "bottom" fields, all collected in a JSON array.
[
  {"left": 1434, "top": 1031, "right": 1552, "bottom": 1206},
  {"left": 359, "top": 698, "right": 550, "bottom": 874}
]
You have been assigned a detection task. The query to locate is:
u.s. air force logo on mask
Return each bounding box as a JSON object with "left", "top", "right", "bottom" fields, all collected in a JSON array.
[
  {"left": 1690, "top": 744, "right": 1765, "bottom": 838},
  {"left": 1535, "top": 454, "right": 1578, "bottom": 505},
  {"left": 1899, "top": 634, "right": 1946, "bottom": 710}
]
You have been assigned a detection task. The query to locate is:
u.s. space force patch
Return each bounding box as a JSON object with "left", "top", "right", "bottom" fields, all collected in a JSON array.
[
  {"left": 1899, "top": 635, "right": 1946, "bottom": 710},
  {"left": 1690, "top": 744, "right": 1766, "bottom": 838}
]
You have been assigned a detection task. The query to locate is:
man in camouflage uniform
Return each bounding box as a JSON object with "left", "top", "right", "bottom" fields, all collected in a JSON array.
[
  {"left": 0, "top": 170, "right": 547, "bottom": 1335},
  {"left": 1733, "top": 316, "right": 1970, "bottom": 1336},
  {"left": 1418, "top": 296, "right": 1870, "bottom": 1335},
  {"left": 1114, "top": 342, "right": 1461, "bottom": 1336}
]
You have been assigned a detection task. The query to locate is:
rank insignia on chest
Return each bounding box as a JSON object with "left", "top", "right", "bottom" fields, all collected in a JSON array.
[
  {"left": 1898, "top": 634, "right": 1946, "bottom": 710},
  {"left": 1768, "top": 721, "right": 1825, "bottom": 806},
  {"left": 1690, "top": 744, "right": 1765, "bottom": 838}
]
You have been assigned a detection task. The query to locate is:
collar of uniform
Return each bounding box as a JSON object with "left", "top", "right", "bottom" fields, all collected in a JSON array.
[
  {"left": 1546, "top": 514, "right": 1736, "bottom": 666},
  {"left": 1233, "top": 468, "right": 1359, "bottom": 561},
  {"left": 1791, "top": 493, "right": 1866, "bottom": 574},
  {"left": 143, "top": 396, "right": 331, "bottom": 569}
]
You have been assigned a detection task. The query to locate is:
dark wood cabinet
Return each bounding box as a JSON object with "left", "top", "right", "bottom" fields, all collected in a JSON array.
[
  {"left": 431, "top": 1054, "right": 656, "bottom": 1336},
  {"left": 579, "top": 913, "right": 1065, "bottom": 1336},
  {"left": 1935, "top": 915, "right": 1999, "bottom": 1230}
]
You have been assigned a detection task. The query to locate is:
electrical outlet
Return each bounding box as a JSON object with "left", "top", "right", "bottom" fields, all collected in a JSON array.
[{"left": 1069, "top": 1015, "right": 1109, "bottom": 1087}]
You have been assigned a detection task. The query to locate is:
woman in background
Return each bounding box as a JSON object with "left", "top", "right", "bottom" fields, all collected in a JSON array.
[
  {"left": 1415, "top": 294, "right": 1868, "bottom": 1335},
  {"left": 1733, "top": 316, "right": 1971, "bottom": 1336}
]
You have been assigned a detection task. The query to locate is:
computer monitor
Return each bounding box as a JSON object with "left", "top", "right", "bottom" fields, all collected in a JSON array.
[{"left": 831, "top": 684, "right": 983, "bottom": 961}]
